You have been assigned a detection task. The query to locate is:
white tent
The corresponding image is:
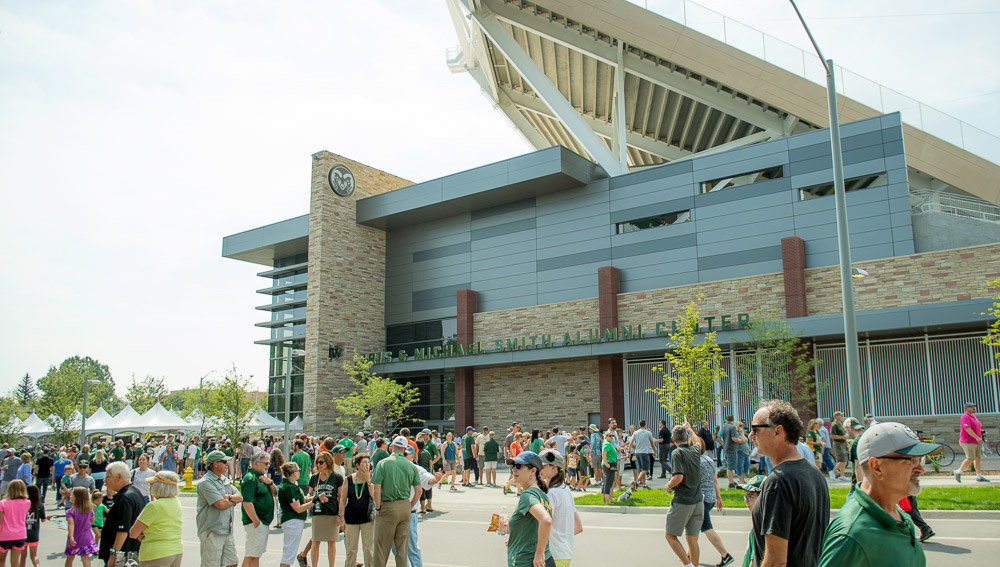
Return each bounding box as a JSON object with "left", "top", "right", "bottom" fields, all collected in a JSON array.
[
  {"left": 140, "top": 402, "right": 197, "bottom": 433},
  {"left": 20, "top": 413, "right": 54, "bottom": 438},
  {"left": 83, "top": 407, "right": 115, "bottom": 434},
  {"left": 111, "top": 405, "right": 145, "bottom": 434},
  {"left": 288, "top": 416, "right": 304, "bottom": 432},
  {"left": 250, "top": 408, "right": 284, "bottom": 431}
]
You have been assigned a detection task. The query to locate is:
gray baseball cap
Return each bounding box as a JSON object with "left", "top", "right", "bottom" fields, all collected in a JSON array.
[{"left": 856, "top": 422, "right": 940, "bottom": 464}]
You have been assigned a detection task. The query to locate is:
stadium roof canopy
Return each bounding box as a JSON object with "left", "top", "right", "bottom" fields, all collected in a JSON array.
[{"left": 446, "top": 0, "right": 1000, "bottom": 205}]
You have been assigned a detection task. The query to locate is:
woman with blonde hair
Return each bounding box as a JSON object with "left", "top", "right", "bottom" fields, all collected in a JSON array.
[
  {"left": 805, "top": 419, "right": 823, "bottom": 465},
  {"left": 128, "top": 471, "right": 182, "bottom": 567}
]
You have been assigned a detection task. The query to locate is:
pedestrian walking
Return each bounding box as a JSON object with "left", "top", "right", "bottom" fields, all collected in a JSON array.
[
  {"left": 34, "top": 449, "right": 54, "bottom": 503},
  {"left": 718, "top": 416, "right": 741, "bottom": 487},
  {"left": 483, "top": 432, "right": 501, "bottom": 487},
  {"left": 128, "top": 471, "right": 183, "bottom": 567},
  {"left": 97, "top": 461, "right": 145, "bottom": 566},
  {"left": 628, "top": 420, "right": 656, "bottom": 488},
  {"left": 65, "top": 486, "right": 98, "bottom": 567},
  {"left": 277, "top": 462, "right": 314, "bottom": 567},
  {"left": 196, "top": 450, "right": 243, "bottom": 567},
  {"left": 441, "top": 433, "right": 458, "bottom": 492},
  {"left": 0, "top": 480, "right": 30, "bottom": 567},
  {"left": 698, "top": 442, "right": 733, "bottom": 567},
  {"left": 600, "top": 432, "right": 617, "bottom": 505},
  {"left": 342, "top": 453, "right": 375, "bottom": 567},
  {"left": 954, "top": 402, "right": 989, "bottom": 483},
  {"left": 816, "top": 419, "right": 836, "bottom": 473},
  {"left": 498, "top": 450, "right": 554, "bottom": 567},
  {"left": 657, "top": 420, "right": 671, "bottom": 478},
  {"left": 748, "top": 400, "right": 830, "bottom": 567},
  {"left": 664, "top": 423, "right": 703, "bottom": 567},
  {"left": 240, "top": 451, "right": 276, "bottom": 567},
  {"left": 539, "top": 449, "right": 582, "bottom": 566},
  {"left": 370, "top": 436, "right": 422, "bottom": 567},
  {"left": 53, "top": 453, "right": 72, "bottom": 505},
  {"left": 818, "top": 422, "right": 941, "bottom": 566},
  {"left": 23, "top": 484, "right": 46, "bottom": 567},
  {"left": 14, "top": 453, "right": 32, "bottom": 487},
  {"left": 829, "top": 413, "right": 852, "bottom": 481},
  {"left": 461, "top": 427, "right": 478, "bottom": 487}
]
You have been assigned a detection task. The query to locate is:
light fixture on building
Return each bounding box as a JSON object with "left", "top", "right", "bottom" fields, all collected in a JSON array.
[
  {"left": 329, "top": 344, "right": 343, "bottom": 360},
  {"left": 851, "top": 267, "right": 870, "bottom": 279}
]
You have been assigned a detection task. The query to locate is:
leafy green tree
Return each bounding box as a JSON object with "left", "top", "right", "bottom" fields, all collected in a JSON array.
[
  {"left": 14, "top": 373, "right": 37, "bottom": 406},
  {"left": 210, "top": 367, "right": 255, "bottom": 443},
  {"left": 37, "top": 356, "right": 122, "bottom": 415},
  {"left": 0, "top": 397, "right": 25, "bottom": 446},
  {"left": 332, "top": 354, "right": 421, "bottom": 434},
  {"left": 648, "top": 294, "right": 727, "bottom": 424},
  {"left": 732, "top": 312, "right": 823, "bottom": 411},
  {"left": 124, "top": 374, "right": 169, "bottom": 414},
  {"left": 166, "top": 382, "right": 221, "bottom": 435},
  {"left": 984, "top": 279, "right": 1000, "bottom": 377}
]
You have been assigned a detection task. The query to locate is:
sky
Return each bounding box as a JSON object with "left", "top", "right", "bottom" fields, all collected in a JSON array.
[{"left": 2, "top": 0, "right": 998, "bottom": 396}]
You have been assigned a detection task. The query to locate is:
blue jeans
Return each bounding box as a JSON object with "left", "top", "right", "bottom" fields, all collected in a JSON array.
[
  {"left": 821, "top": 448, "right": 835, "bottom": 472},
  {"left": 759, "top": 455, "right": 771, "bottom": 474},
  {"left": 391, "top": 512, "right": 422, "bottom": 567},
  {"left": 737, "top": 453, "right": 750, "bottom": 476}
]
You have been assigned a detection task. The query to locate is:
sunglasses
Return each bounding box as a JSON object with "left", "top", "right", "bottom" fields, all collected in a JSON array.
[
  {"left": 749, "top": 424, "right": 771, "bottom": 432},
  {"left": 512, "top": 463, "right": 527, "bottom": 470},
  {"left": 876, "top": 455, "right": 926, "bottom": 466}
]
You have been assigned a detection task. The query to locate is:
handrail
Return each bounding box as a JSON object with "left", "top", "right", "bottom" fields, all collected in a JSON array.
[{"left": 910, "top": 189, "right": 1000, "bottom": 224}]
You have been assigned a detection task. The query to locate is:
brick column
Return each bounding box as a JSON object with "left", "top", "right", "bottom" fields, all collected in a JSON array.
[
  {"left": 455, "top": 289, "right": 478, "bottom": 431},
  {"left": 781, "top": 236, "right": 816, "bottom": 420},
  {"left": 598, "top": 266, "right": 624, "bottom": 424}
]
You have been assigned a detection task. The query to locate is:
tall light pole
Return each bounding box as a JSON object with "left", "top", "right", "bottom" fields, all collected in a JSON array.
[
  {"left": 79, "top": 379, "right": 102, "bottom": 448},
  {"left": 789, "top": 0, "right": 865, "bottom": 420},
  {"left": 283, "top": 347, "right": 307, "bottom": 459}
]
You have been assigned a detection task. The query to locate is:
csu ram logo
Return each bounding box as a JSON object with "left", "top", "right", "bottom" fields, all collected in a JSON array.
[{"left": 327, "top": 165, "right": 356, "bottom": 197}]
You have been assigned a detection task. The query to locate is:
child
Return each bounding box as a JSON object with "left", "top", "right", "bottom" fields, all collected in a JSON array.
[
  {"left": 90, "top": 491, "right": 106, "bottom": 543},
  {"left": 24, "top": 484, "right": 48, "bottom": 567},
  {"left": 65, "top": 487, "right": 97, "bottom": 567},
  {"left": 576, "top": 440, "right": 590, "bottom": 491},
  {"left": 0, "top": 480, "right": 31, "bottom": 567},
  {"left": 59, "top": 466, "right": 75, "bottom": 509},
  {"left": 566, "top": 444, "right": 580, "bottom": 489}
]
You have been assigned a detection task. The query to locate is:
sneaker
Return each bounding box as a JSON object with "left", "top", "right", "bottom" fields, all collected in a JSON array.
[
  {"left": 829, "top": 470, "right": 837, "bottom": 480},
  {"left": 717, "top": 553, "right": 735, "bottom": 567},
  {"left": 837, "top": 476, "right": 851, "bottom": 482},
  {"left": 977, "top": 475, "right": 990, "bottom": 482},
  {"left": 954, "top": 469, "right": 962, "bottom": 483}
]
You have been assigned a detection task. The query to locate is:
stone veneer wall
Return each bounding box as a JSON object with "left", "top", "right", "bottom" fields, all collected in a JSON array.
[
  {"left": 475, "top": 360, "right": 600, "bottom": 431},
  {"left": 304, "top": 152, "right": 412, "bottom": 433},
  {"left": 617, "top": 273, "right": 788, "bottom": 324},
  {"left": 473, "top": 297, "right": 599, "bottom": 348},
  {"left": 882, "top": 413, "right": 1000, "bottom": 453},
  {"left": 806, "top": 243, "right": 1000, "bottom": 316}
]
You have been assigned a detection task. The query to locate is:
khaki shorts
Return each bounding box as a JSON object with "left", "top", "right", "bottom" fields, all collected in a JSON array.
[
  {"left": 960, "top": 442, "right": 982, "bottom": 460},
  {"left": 198, "top": 530, "right": 238, "bottom": 567},
  {"left": 832, "top": 442, "right": 849, "bottom": 463},
  {"left": 442, "top": 459, "right": 456, "bottom": 472},
  {"left": 243, "top": 521, "right": 269, "bottom": 558},
  {"left": 138, "top": 553, "right": 183, "bottom": 567},
  {"left": 665, "top": 501, "right": 704, "bottom": 537}
]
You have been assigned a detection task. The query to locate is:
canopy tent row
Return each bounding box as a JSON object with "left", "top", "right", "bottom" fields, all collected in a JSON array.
[{"left": 20, "top": 413, "right": 53, "bottom": 438}]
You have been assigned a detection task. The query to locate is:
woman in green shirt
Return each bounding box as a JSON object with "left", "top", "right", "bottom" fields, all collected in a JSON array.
[
  {"left": 499, "top": 451, "right": 553, "bottom": 567},
  {"left": 529, "top": 430, "right": 543, "bottom": 454},
  {"left": 129, "top": 471, "right": 183, "bottom": 567},
  {"left": 277, "top": 462, "right": 315, "bottom": 567}
]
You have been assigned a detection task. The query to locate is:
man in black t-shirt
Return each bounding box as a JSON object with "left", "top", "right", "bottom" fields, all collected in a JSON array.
[
  {"left": 749, "top": 400, "right": 829, "bottom": 567},
  {"left": 35, "top": 449, "right": 55, "bottom": 502},
  {"left": 657, "top": 420, "right": 671, "bottom": 478},
  {"left": 98, "top": 462, "right": 146, "bottom": 565}
]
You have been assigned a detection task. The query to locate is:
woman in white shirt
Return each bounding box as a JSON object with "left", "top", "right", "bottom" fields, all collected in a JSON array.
[
  {"left": 131, "top": 454, "right": 157, "bottom": 504},
  {"left": 538, "top": 449, "right": 582, "bottom": 566}
]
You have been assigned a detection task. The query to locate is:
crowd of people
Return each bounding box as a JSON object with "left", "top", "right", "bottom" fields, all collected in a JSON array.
[{"left": 0, "top": 400, "right": 990, "bottom": 567}]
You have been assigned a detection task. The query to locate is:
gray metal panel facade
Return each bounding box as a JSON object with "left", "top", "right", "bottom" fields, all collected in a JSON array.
[{"left": 385, "top": 114, "right": 914, "bottom": 325}]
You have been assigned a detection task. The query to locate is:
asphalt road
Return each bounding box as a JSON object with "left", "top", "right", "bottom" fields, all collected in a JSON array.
[{"left": 35, "top": 478, "right": 1000, "bottom": 567}]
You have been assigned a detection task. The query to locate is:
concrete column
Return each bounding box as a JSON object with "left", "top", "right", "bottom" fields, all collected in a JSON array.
[
  {"left": 455, "top": 289, "right": 478, "bottom": 431},
  {"left": 597, "top": 266, "right": 624, "bottom": 424},
  {"left": 781, "top": 236, "right": 817, "bottom": 420}
]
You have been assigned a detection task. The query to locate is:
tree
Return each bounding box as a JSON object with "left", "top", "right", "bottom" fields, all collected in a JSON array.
[
  {"left": 37, "top": 355, "right": 123, "bottom": 415},
  {"left": 984, "top": 278, "right": 1000, "bottom": 377},
  {"left": 0, "top": 397, "right": 25, "bottom": 446},
  {"left": 125, "top": 374, "right": 169, "bottom": 414},
  {"left": 165, "top": 382, "right": 221, "bottom": 436},
  {"left": 14, "top": 373, "right": 37, "bottom": 406},
  {"left": 648, "top": 294, "right": 727, "bottom": 424},
  {"left": 210, "top": 367, "right": 255, "bottom": 443},
  {"left": 332, "top": 354, "right": 421, "bottom": 434},
  {"left": 732, "top": 312, "right": 823, "bottom": 411}
]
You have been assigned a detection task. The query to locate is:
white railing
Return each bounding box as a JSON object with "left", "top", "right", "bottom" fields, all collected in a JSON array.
[
  {"left": 910, "top": 189, "right": 1000, "bottom": 224},
  {"left": 630, "top": 0, "right": 1000, "bottom": 166}
]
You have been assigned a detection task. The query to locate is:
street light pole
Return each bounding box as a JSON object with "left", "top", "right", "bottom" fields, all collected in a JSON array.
[
  {"left": 789, "top": 0, "right": 865, "bottom": 421},
  {"left": 283, "top": 347, "right": 307, "bottom": 459},
  {"left": 79, "top": 379, "right": 102, "bottom": 448}
]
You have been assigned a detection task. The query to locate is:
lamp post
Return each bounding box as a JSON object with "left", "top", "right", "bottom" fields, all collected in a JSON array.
[
  {"left": 789, "top": 0, "right": 865, "bottom": 421},
  {"left": 79, "top": 379, "right": 102, "bottom": 448},
  {"left": 283, "top": 347, "right": 307, "bottom": 459}
]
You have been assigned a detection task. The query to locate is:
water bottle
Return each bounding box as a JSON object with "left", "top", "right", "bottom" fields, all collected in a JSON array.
[
  {"left": 115, "top": 551, "right": 126, "bottom": 567},
  {"left": 124, "top": 551, "right": 139, "bottom": 567},
  {"left": 497, "top": 506, "right": 508, "bottom": 536}
]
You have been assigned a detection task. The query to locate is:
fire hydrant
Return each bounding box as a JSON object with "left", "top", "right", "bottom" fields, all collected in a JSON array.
[{"left": 184, "top": 467, "right": 194, "bottom": 489}]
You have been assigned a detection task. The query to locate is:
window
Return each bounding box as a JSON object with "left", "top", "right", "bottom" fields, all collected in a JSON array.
[
  {"left": 798, "top": 173, "right": 887, "bottom": 201},
  {"left": 616, "top": 210, "right": 691, "bottom": 234},
  {"left": 386, "top": 318, "right": 458, "bottom": 360},
  {"left": 701, "top": 165, "right": 784, "bottom": 193}
]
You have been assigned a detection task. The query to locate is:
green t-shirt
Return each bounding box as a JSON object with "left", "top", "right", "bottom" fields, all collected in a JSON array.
[
  {"left": 371, "top": 449, "right": 391, "bottom": 470},
  {"left": 278, "top": 480, "right": 308, "bottom": 522},
  {"left": 135, "top": 497, "right": 182, "bottom": 561},
  {"left": 370, "top": 454, "right": 420, "bottom": 501},
  {"left": 240, "top": 469, "right": 274, "bottom": 525},
  {"left": 417, "top": 449, "right": 431, "bottom": 470},
  {"left": 291, "top": 451, "right": 312, "bottom": 487},
  {"left": 425, "top": 442, "right": 440, "bottom": 470},
  {"left": 602, "top": 441, "right": 617, "bottom": 465},
  {"left": 817, "top": 488, "right": 924, "bottom": 567},
  {"left": 831, "top": 422, "right": 847, "bottom": 440},
  {"left": 506, "top": 486, "right": 552, "bottom": 567},
  {"left": 484, "top": 439, "right": 500, "bottom": 461},
  {"left": 529, "top": 438, "right": 543, "bottom": 453},
  {"left": 92, "top": 504, "right": 107, "bottom": 527},
  {"left": 462, "top": 434, "right": 475, "bottom": 457},
  {"left": 222, "top": 447, "right": 234, "bottom": 457},
  {"left": 742, "top": 532, "right": 754, "bottom": 567},
  {"left": 111, "top": 447, "right": 125, "bottom": 462}
]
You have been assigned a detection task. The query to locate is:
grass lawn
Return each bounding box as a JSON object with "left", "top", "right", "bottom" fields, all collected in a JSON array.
[{"left": 574, "top": 486, "right": 1000, "bottom": 511}]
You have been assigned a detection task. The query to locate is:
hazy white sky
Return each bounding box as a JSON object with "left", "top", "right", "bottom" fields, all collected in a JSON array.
[{"left": 2, "top": 0, "right": 998, "bottom": 395}]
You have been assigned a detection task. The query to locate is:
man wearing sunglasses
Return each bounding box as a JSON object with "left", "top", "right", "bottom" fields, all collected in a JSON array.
[
  {"left": 818, "top": 422, "right": 940, "bottom": 567},
  {"left": 748, "top": 400, "right": 829, "bottom": 567}
]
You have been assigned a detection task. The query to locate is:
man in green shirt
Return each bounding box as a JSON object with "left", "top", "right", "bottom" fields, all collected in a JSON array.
[
  {"left": 291, "top": 440, "right": 312, "bottom": 489},
  {"left": 110, "top": 441, "right": 125, "bottom": 462},
  {"left": 818, "top": 422, "right": 940, "bottom": 567},
  {"left": 601, "top": 431, "right": 618, "bottom": 504},
  {"left": 371, "top": 438, "right": 391, "bottom": 470},
  {"left": 483, "top": 432, "right": 500, "bottom": 486},
  {"left": 371, "top": 436, "right": 422, "bottom": 567},
  {"left": 240, "top": 451, "right": 276, "bottom": 567},
  {"left": 338, "top": 435, "right": 356, "bottom": 474},
  {"left": 460, "top": 426, "right": 477, "bottom": 487}
]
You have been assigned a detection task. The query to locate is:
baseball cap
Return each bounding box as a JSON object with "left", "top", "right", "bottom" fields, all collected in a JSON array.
[
  {"left": 204, "top": 450, "right": 230, "bottom": 465},
  {"left": 965, "top": 401, "right": 976, "bottom": 408},
  {"left": 864, "top": 413, "right": 875, "bottom": 420},
  {"left": 391, "top": 435, "right": 409, "bottom": 450},
  {"left": 538, "top": 449, "right": 564, "bottom": 468},
  {"left": 844, "top": 417, "right": 864, "bottom": 430},
  {"left": 420, "top": 429, "right": 432, "bottom": 435},
  {"left": 856, "top": 422, "right": 941, "bottom": 464},
  {"left": 356, "top": 431, "right": 365, "bottom": 437},
  {"left": 466, "top": 426, "right": 474, "bottom": 431},
  {"left": 506, "top": 450, "right": 543, "bottom": 469},
  {"left": 404, "top": 446, "right": 415, "bottom": 455},
  {"left": 735, "top": 475, "right": 767, "bottom": 493},
  {"left": 331, "top": 445, "right": 347, "bottom": 454},
  {"left": 589, "top": 424, "right": 599, "bottom": 432}
]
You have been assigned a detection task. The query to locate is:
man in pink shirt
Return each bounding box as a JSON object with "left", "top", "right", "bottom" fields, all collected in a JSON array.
[{"left": 954, "top": 402, "right": 989, "bottom": 483}]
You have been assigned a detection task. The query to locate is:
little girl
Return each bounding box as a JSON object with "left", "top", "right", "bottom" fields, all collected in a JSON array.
[
  {"left": 0, "top": 480, "right": 31, "bottom": 567},
  {"left": 566, "top": 444, "right": 580, "bottom": 488},
  {"left": 90, "top": 491, "right": 107, "bottom": 543},
  {"left": 65, "top": 487, "right": 97, "bottom": 567}
]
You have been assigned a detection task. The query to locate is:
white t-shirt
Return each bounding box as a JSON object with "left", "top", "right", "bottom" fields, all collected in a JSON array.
[
  {"left": 411, "top": 464, "right": 435, "bottom": 512},
  {"left": 546, "top": 483, "right": 576, "bottom": 560},
  {"left": 188, "top": 444, "right": 198, "bottom": 459},
  {"left": 551, "top": 434, "right": 571, "bottom": 455},
  {"left": 132, "top": 468, "right": 157, "bottom": 498},
  {"left": 176, "top": 443, "right": 186, "bottom": 457}
]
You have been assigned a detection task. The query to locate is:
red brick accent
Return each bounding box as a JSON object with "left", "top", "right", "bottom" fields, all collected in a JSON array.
[
  {"left": 598, "top": 266, "right": 620, "bottom": 332},
  {"left": 455, "top": 289, "right": 478, "bottom": 430},
  {"left": 781, "top": 236, "right": 807, "bottom": 318},
  {"left": 597, "top": 267, "right": 624, "bottom": 424}
]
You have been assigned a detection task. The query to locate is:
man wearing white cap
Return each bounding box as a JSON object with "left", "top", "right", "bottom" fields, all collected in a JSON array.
[
  {"left": 370, "top": 436, "right": 422, "bottom": 567},
  {"left": 818, "top": 422, "right": 940, "bottom": 567}
]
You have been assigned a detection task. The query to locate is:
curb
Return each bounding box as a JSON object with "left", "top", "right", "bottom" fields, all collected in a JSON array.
[{"left": 578, "top": 505, "right": 1000, "bottom": 520}]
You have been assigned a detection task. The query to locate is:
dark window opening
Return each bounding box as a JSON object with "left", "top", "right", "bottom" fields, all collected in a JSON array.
[
  {"left": 386, "top": 318, "right": 458, "bottom": 360},
  {"left": 701, "top": 165, "right": 784, "bottom": 193},
  {"left": 798, "top": 173, "right": 887, "bottom": 201},
  {"left": 616, "top": 210, "right": 691, "bottom": 234}
]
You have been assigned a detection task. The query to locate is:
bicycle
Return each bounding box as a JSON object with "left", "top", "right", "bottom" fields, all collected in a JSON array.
[
  {"left": 981, "top": 430, "right": 1000, "bottom": 458},
  {"left": 914, "top": 430, "right": 955, "bottom": 468}
]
